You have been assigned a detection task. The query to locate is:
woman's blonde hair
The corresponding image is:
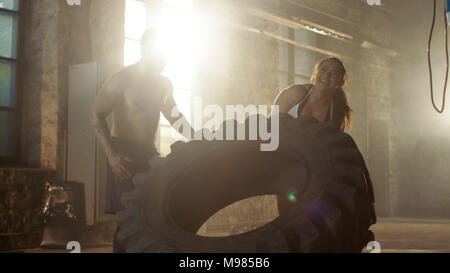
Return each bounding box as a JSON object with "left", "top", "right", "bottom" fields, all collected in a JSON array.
[{"left": 310, "top": 57, "right": 352, "bottom": 131}]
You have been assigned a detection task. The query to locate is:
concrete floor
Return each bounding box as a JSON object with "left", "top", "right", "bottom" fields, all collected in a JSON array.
[
  {"left": 18, "top": 218, "right": 450, "bottom": 253},
  {"left": 369, "top": 218, "right": 450, "bottom": 253}
]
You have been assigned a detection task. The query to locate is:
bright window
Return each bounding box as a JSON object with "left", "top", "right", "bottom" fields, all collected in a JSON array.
[{"left": 124, "top": 0, "right": 147, "bottom": 66}]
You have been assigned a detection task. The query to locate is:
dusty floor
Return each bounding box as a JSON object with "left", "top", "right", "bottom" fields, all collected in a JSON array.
[
  {"left": 16, "top": 218, "right": 450, "bottom": 253},
  {"left": 368, "top": 218, "right": 450, "bottom": 253}
]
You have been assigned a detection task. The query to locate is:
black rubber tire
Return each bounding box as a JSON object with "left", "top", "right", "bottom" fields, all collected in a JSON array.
[{"left": 116, "top": 114, "right": 377, "bottom": 253}]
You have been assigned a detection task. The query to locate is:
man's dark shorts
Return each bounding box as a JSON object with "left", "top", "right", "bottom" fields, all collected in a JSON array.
[{"left": 105, "top": 137, "right": 158, "bottom": 215}]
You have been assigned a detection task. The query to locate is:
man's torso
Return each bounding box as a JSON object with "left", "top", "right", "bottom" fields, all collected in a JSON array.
[{"left": 110, "top": 65, "right": 170, "bottom": 147}]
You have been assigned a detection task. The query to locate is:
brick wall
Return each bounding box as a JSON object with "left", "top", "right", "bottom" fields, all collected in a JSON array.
[
  {"left": 0, "top": 169, "right": 55, "bottom": 251},
  {"left": 0, "top": 0, "right": 126, "bottom": 250}
]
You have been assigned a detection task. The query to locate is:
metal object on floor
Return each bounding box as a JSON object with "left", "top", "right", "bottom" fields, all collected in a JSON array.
[{"left": 40, "top": 181, "right": 85, "bottom": 249}]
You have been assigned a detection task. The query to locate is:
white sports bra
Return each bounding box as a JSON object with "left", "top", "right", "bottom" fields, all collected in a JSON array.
[{"left": 288, "top": 86, "right": 334, "bottom": 120}]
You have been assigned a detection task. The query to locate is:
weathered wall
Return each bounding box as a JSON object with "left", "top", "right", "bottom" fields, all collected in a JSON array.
[
  {"left": 19, "top": 0, "right": 124, "bottom": 177},
  {"left": 357, "top": 2, "right": 394, "bottom": 216},
  {"left": 0, "top": 0, "right": 126, "bottom": 250},
  {"left": 194, "top": 0, "right": 280, "bottom": 108},
  {"left": 390, "top": 0, "right": 450, "bottom": 218},
  {"left": 224, "top": 26, "right": 280, "bottom": 107},
  {"left": 20, "top": 0, "right": 64, "bottom": 171}
]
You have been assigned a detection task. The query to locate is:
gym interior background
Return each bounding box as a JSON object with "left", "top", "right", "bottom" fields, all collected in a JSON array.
[{"left": 1, "top": 0, "right": 450, "bottom": 252}]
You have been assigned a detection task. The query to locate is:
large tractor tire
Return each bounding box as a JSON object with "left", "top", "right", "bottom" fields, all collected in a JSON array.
[{"left": 116, "top": 114, "right": 376, "bottom": 253}]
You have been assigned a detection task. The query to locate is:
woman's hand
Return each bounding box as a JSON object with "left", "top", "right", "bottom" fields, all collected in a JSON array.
[{"left": 108, "top": 152, "right": 134, "bottom": 181}]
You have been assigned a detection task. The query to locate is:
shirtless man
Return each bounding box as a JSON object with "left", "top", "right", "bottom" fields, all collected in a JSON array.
[{"left": 90, "top": 29, "right": 194, "bottom": 216}]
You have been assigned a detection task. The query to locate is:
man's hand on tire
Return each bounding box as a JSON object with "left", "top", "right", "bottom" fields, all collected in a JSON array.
[{"left": 109, "top": 152, "right": 133, "bottom": 181}]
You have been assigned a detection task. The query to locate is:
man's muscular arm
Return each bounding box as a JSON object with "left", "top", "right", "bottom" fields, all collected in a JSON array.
[
  {"left": 161, "top": 94, "right": 195, "bottom": 139},
  {"left": 90, "top": 71, "right": 132, "bottom": 180},
  {"left": 159, "top": 78, "right": 195, "bottom": 139}
]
